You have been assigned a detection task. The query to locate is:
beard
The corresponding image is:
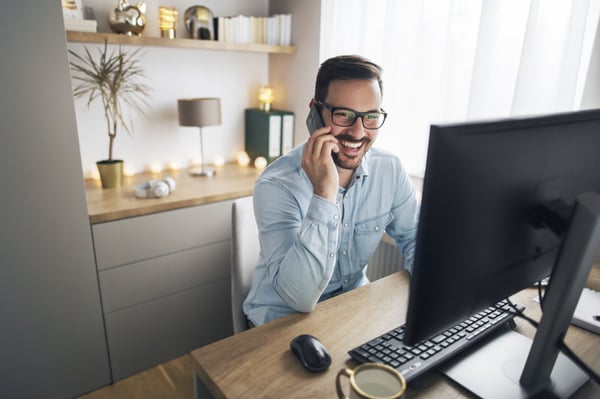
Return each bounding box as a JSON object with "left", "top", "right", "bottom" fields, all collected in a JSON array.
[
  {"left": 332, "top": 152, "right": 360, "bottom": 170},
  {"left": 332, "top": 135, "right": 372, "bottom": 170}
]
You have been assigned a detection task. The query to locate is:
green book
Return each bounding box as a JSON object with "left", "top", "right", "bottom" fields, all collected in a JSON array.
[{"left": 245, "top": 108, "right": 295, "bottom": 163}]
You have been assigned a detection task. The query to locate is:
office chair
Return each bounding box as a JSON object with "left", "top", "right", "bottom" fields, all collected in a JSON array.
[{"left": 230, "top": 196, "right": 260, "bottom": 334}]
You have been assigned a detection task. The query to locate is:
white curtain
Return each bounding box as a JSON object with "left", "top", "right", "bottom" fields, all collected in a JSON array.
[{"left": 320, "top": 0, "right": 600, "bottom": 176}]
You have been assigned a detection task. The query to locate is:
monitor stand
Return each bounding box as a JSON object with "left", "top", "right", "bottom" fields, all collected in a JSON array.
[
  {"left": 439, "top": 329, "right": 588, "bottom": 399},
  {"left": 441, "top": 192, "right": 600, "bottom": 398}
]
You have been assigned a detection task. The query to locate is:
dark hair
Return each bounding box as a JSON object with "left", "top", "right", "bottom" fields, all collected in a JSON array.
[{"left": 314, "top": 55, "right": 383, "bottom": 102}]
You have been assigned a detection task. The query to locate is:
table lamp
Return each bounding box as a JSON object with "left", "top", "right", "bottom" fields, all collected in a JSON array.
[{"left": 178, "top": 97, "right": 221, "bottom": 176}]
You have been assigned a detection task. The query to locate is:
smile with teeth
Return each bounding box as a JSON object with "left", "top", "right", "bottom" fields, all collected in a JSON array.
[{"left": 340, "top": 140, "right": 363, "bottom": 149}]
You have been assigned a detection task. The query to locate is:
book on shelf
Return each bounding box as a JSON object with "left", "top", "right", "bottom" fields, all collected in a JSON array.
[
  {"left": 64, "top": 19, "right": 97, "bottom": 32},
  {"left": 214, "top": 14, "right": 291, "bottom": 46}
]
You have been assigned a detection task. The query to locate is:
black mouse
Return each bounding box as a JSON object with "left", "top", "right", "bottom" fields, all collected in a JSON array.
[{"left": 290, "top": 334, "right": 332, "bottom": 372}]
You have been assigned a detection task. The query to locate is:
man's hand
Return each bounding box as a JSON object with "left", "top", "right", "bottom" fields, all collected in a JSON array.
[{"left": 301, "top": 126, "right": 340, "bottom": 202}]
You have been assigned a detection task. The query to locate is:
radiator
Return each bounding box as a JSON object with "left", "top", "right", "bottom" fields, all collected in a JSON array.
[{"left": 367, "top": 237, "right": 404, "bottom": 281}]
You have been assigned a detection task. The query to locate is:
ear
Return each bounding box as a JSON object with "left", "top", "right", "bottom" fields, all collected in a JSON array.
[{"left": 309, "top": 98, "right": 317, "bottom": 108}]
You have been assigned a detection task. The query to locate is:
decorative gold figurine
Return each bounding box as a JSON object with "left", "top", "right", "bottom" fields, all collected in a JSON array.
[{"left": 109, "top": 0, "right": 146, "bottom": 36}]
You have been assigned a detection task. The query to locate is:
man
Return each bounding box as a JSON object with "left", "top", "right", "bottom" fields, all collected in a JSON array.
[{"left": 243, "top": 55, "right": 419, "bottom": 326}]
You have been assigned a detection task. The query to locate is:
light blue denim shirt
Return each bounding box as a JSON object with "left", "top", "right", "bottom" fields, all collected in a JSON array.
[{"left": 243, "top": 142, "right": 419, "bottom": 326}]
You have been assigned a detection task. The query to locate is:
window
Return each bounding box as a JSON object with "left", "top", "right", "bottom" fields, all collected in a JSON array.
[{"left": 320, "top": 0, "right": 600, "bottom": 176}]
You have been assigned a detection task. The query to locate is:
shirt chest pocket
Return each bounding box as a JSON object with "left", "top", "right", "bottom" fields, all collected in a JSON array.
[{"left": 352, "top": 213, "right": 393, "bottom": 266}]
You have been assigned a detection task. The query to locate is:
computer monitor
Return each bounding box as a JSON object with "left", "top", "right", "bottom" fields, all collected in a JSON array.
[{"left": 404, "top": 108, "right": 600, "bottom": 397}]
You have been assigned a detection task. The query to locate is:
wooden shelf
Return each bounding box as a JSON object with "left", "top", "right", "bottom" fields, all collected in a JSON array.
[{"left": 66, "top": 31, "right": 296, "bottom": 54}]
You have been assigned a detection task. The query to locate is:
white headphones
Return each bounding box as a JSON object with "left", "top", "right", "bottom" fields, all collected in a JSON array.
[{"left": 135, "top": 176, "right": 176, "bottom": 198}]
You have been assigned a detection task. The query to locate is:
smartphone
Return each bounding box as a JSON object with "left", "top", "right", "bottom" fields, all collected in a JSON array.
[{"left": 305, "top": 104, "right": 324, "bottom": 135}]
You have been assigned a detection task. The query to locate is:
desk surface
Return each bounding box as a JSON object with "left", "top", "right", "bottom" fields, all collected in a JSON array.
[{"left": 191, "top": 268, "right": 600, "bottom": 398}]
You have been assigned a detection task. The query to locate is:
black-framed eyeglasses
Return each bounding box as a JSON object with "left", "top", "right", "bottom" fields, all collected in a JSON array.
[{"left": 317, "top": 101, "right": 387, "bottom": 130}]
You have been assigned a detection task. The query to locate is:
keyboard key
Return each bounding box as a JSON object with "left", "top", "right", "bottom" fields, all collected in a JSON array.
[
  {"left": 354, "top": 348, "right": 370, "bottom": 358},
  {"left": 431, "top": 334, "right": 447, "bottom": 343}
]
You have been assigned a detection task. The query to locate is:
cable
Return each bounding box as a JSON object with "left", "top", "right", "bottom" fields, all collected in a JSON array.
[
  {"left": 536, "top": 280, "right": 545, "bottom": 311},
  {"left": 504, "top": 299, "right": 539, "bottom": 328}
]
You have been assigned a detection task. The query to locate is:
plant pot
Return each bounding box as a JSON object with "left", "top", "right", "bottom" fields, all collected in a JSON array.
[{"left": 96, "top": 160, "right": 124, "bottom": 189}]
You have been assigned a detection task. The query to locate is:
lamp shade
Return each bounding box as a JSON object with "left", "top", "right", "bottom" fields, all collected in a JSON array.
[{"left": 178, "top": 98, "right": 222, "bottom": 127}]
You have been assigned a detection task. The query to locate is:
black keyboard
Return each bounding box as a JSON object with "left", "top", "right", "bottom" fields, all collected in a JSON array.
[{"left": 348, "top": 300, "right": 523, "bottom": 382}]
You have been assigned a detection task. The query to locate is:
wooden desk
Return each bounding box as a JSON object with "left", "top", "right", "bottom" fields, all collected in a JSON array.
[{"left": 191, "top": 268, "right": 600, "bottom": 398}]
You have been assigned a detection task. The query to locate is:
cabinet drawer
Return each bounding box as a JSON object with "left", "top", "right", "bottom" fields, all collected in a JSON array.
[
  {"left": 104, "top": 278, "right": 232, "bottom": 381},
  {"left": 92, "top": 200, "right": 232, "bottom": 270},
  {"left": 99, "top": 240, "right": 230, "bottom": 313}
]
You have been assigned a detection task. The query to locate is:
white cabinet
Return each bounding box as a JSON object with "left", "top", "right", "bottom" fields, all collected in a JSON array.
[{"left": 92, "top": 200, "right": 234, "bottom": 380}]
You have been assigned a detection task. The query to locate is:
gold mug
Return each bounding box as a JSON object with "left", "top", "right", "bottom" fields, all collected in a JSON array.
[{"left": 336, "top": 363, "right": 406, "bottom": 399}]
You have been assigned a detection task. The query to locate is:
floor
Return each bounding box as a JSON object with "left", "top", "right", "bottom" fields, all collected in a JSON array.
[{"left": 77, "top": 354, "right": 193, "bottom": 399}]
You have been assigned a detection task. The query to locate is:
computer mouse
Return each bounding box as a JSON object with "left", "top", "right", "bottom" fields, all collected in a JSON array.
[{"left": 290, "top": 334, "right": 332, "bottom": 372}]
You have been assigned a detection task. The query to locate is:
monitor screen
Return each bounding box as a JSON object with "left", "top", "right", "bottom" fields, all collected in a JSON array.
[{"left": 404, "top": 108, "right": 600, "bottom": 345}]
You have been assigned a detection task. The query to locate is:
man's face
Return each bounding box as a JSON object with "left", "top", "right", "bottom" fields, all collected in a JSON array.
[{"left": 322, "top": 79, "right": 383, "bottom": 170}]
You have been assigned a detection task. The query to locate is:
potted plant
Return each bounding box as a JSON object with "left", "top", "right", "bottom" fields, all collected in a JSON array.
[{"left": 68, "top": 40, "right": 151, "bottom": 188}]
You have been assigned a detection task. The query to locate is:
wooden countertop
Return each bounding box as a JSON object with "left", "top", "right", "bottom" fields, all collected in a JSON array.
[{"left": 85, "top": 163, "right": 261, "bottom": 224}]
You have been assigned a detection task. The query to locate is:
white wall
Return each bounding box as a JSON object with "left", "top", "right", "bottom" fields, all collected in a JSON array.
[
  {"left": 269, "top": 0, "right": 322, "bottom": 146},
  {"left": 71, "top": 0, "right": 280, "bottom": 176}
]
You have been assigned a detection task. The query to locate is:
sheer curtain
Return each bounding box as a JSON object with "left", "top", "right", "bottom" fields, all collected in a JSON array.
[{"left": 320, "top": 0, "right": 600, "bottom": 176}]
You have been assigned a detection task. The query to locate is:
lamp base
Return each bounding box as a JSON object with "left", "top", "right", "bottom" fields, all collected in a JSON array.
[{"left": 189, "top": 166, "right": 215, "bottom": 177}]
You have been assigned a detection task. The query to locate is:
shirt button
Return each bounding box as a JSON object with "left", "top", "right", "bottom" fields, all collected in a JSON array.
[
  {"left": 374, "top": 226, "right": 380, "bottom": 231},
  {"left": 333, "top": 214, "right": 339, "bottom": 220},
  {"left": 341, "top": 250, "right": 347, "bottom": 255},
  {"left": 329, "top": 253, "right": 335, "bottom": 258},
  {"left": 343, "top": 279, "right": 348, "bottom": 284},
  {"left": 344, "top": 223, "right": 348, "bottom": 228}
]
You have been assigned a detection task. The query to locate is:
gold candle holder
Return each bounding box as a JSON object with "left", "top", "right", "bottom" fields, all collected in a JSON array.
[
  {"left": 258, "top": 85, "right": 274, "bottom": 112},
  {"left": 159, "top": 6, "right": 177, "bottom": 39}
]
